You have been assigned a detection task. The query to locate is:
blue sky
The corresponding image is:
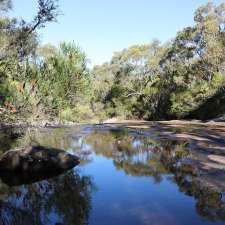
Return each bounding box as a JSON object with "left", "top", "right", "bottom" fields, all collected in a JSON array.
[{"left": 10, "top": 0, "right": 223, "bottom": 66}]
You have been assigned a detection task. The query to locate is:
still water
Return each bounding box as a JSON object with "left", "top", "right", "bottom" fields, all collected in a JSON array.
[{"left": 0, "top": 125, "right": 225, "bottom": 225}]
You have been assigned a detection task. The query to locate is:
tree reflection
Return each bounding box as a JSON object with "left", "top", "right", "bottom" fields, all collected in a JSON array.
[
  {"left": 0, "top": 170, "right": 94, "bottom": 225},
  {"left": 84, "top": 130, "right": 179, "bottom": 182},
  {"left": 1, "top": 126, "right": 225, "bottom": 223},
  {"left": 174, "top": 171, "right": 225, "bottom": 222},
  {"left": 82, "top": 128, "right": 225, "bottom": 222}
]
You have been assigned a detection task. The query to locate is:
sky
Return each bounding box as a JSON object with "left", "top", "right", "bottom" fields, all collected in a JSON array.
[{"left": 10, "top": 0, "right": 224, "bottom": 66}]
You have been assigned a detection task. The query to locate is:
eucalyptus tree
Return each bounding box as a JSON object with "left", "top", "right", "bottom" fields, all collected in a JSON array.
[
  {"left": 91, "top": 40, "right": 168, "bottom": 119},
  {"left": 158, "top": 2, "right": 225, "bottom": 118}
]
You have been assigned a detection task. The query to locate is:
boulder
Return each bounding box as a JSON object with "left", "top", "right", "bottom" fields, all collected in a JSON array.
[
  {"left": 0, "top": 145, "right": 79, "bottom": 172},
  {"left": 0, "top": 146, "right": 79, "bottom": 185}
]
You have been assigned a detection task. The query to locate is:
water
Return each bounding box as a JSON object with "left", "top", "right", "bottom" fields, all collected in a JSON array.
[{"left": 0, "top": 125, "right": 225, "bottom": 225}]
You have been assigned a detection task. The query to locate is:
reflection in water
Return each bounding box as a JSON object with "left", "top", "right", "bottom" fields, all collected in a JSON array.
[
  {"left": 0, "top": 126, "right": 225, "bottom": 224},
  {"left": 0, "top": 127, "right": 25, "bottom": 153},
  {"left": 73, "top": 127, "right": 225, "bottom": 223},
  {"left": 0, "top": 170, "right": 93, "bottom": 225}
]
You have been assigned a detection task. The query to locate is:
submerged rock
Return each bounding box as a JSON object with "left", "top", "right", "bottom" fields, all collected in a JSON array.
[{"left": 0, "top": 146, "right": 80, "bottom": 185}]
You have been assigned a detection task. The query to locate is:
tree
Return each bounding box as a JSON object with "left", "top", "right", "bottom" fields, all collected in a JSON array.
[
  {"left": 38, "top": 42, "right": 89, "bottom": 107},
  {"left": 91, "top": 40, "right": 168, "bottom": 119},
  {"left": 0, "top": 0, "right": 59, "bottom": 62},
  {"left": 0, "top": 0, "right": 59, "bottom": 121}
]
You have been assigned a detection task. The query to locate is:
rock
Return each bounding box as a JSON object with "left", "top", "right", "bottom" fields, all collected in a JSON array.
[
  {"left": 0, "top": 146, "right": 80, "bottom": 186},
  {"left": 0, "top": 146, "right": 79, "bottom": 173},
  {"left": 103, "top": 118, "right": 119, "bottom": 124},
  {"left": 208, "top": 155, "right": 225, "bottom": 165}
]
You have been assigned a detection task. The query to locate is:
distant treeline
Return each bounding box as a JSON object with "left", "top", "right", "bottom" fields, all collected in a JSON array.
[{"left": 0, "top": 0, "right": 225, "bottom": 123}]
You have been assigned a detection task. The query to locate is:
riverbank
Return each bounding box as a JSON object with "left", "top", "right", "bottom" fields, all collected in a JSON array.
[
  {"left": 103, "top": 119, "right": 225, "bottom": 143},
  {"left": 103, "top": 119, "right": 225, "bottom": 146}
]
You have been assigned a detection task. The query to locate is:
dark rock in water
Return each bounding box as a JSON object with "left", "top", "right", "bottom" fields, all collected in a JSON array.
[
  {"left": 0, "top": 146, "right": 80, "bottom": 186},
  {"left": 0, "top": 145, "right": 79, "bottom": 172}
]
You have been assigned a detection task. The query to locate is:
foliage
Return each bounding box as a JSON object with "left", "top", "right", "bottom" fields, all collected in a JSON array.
[
  {"left": 0, "top": 1, "right": 225, "bottom": 123},
  {"left": 91, "top": 2, "right": 225, "bottom": 120},
  {"left": 0, "top": 1, "right": 92, "bottom": 123}
]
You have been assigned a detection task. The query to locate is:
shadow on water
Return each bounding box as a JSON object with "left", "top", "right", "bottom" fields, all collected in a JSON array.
[
  {"left": 0, "top": 169, "right": 71, "bottom": 186},
  {"left": 0, "top": 126, "right": 225, "bottom": 224}
]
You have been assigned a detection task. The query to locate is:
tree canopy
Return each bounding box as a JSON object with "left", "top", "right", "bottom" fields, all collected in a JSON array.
[{"left": 0, "top": 1, "right": 225, "bottom": 123}]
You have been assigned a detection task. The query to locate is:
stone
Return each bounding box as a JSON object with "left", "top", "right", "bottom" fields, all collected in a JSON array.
[{"left": 0, "top": 146, "right": 79, "bottom": 173}]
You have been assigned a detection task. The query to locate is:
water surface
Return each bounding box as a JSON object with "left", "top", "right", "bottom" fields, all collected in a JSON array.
[{"left": 0, "top": 125, "right": 225, "bottom": 225}]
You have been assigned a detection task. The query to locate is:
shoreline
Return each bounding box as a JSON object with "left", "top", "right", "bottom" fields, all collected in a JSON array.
[
  {"left": 103, "top": 119, "right": 225, "bottom": 147},
  {"left": 1, "top": 118, "right": 225, "bottom": 129},
  {"left": 1, "top": 119, "right": 225, "bottom": 191},
  {"left": 103, "top": 119, "right": 225, "bottom": 191}
]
